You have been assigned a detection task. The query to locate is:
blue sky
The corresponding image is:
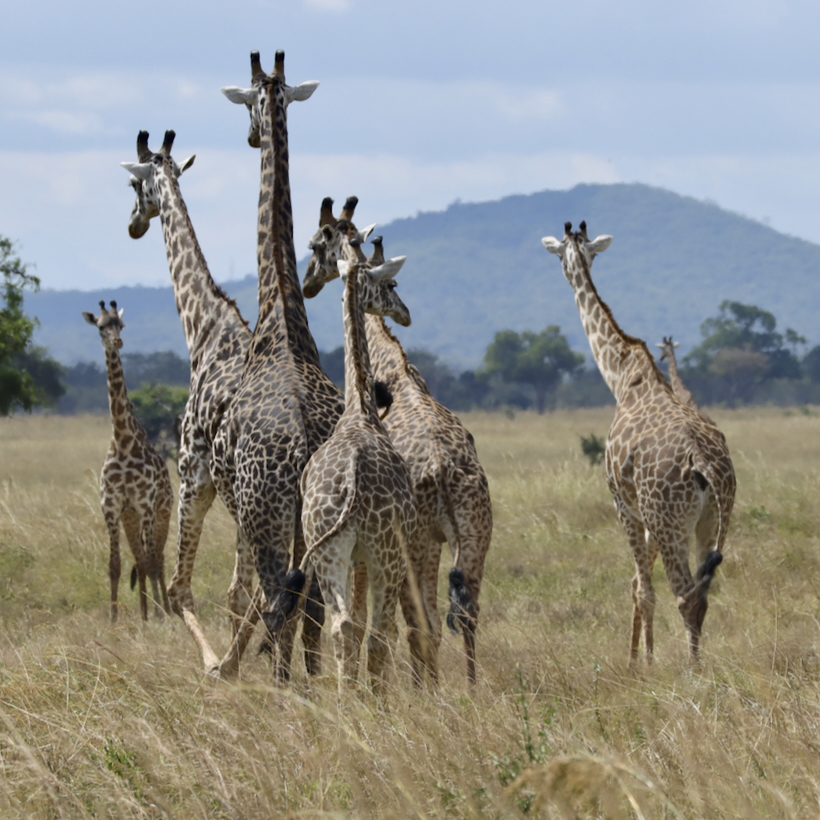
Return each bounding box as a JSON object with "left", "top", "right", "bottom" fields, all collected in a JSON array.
[{"left": 2, "top": 0, "right": 820, "bottom": 292}]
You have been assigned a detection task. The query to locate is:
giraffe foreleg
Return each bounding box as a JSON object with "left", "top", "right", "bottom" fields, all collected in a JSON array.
[{"left": 103, "top": 506, "right": 123, "bottom": 624}]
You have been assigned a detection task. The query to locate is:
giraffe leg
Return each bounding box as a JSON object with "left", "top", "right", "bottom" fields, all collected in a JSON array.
[
  {"left": 103, "top": 506, "right": 123, "bottom": 624},
  {"left": 350, "top": 563, "right": 369, "bottom": 673},
  {"left": 399, "top": 567, "right": 429, "bottom": 687},
  {"left": 122, "top": 509, "right": 149, "bottom": 622},
  {"left": 225, "top": 527, "right": 254, "bottom": 639},
  {"left": 155, "top": 496, "right": 172, "bottom": 615},
  {"left": 140, "top": 514, "right": 166, "bottom": 621},
  {"left": 168, "top": 463, "right": 221, "bottom": 671},
  {"left": 367, "top": 579, "right": 397, "bottom": 696},
  {"left": 616, "top": 509, "right": 655, "bottom": 665}
]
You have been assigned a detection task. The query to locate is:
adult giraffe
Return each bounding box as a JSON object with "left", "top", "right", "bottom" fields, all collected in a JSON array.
[
  {"left": 214, "top": 51, "right": 345, "bottom": 681},
  {"left": 542, "top": 222, "right": 735, "bottom": 664},
  {"left": 121, "top": 131, "right": 252, "bottom": 670},
  {"left": 303, "top": 201, "right": 493, "bottom": 685}
]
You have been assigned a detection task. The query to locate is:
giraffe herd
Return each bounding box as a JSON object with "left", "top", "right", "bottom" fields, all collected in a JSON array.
[{"left": 84, "top": 49, "right": 735, "bottom": 691}]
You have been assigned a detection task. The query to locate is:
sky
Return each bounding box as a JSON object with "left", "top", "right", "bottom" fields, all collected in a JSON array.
[{"left": 2, "top": 0, "right": 820, "bottom": 293}]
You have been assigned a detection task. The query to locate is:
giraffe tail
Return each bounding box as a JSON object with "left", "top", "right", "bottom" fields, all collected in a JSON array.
[
  {"left": 437, "top": 458, "right": 475, "bottom": 637},
  {"left": 130, "top": 565, "right": 138, "bottom": 591},
  {"left": 264, "top": 568, "right": 308, "bottom": 641}
]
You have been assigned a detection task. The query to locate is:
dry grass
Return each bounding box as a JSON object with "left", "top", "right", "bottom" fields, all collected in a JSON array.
[{"left": 1, "top": 408, "right": 820, "bottom": 818}]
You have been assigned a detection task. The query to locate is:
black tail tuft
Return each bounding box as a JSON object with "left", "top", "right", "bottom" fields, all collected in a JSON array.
[
  {"left": 130, "top": 565, "right": 138, "bottom": 591},
  {"left": 262, "top": 569, "right": 307, "bottom": 639},
  {"left": 695, "top": 550, "right": 723, "bottom": 592},
  {"left": 447, "top": 567, "right": 473, "bottom": 635}
]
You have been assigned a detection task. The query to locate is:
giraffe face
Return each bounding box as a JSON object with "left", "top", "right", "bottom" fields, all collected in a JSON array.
[
  {"left": 304, "top": 221, "right": 378, "bottom": 298},
  {"left": 121, "top": 152, "right": 195, "bottom": 239},
  {"left": 84, "top": 303, "right": 125, "bottom": 351},
  {"left": 541, "top": 223, "right": 613, "bottom": 283},
  {"left": 340, "top": 257, "right": 412, "bottom": 327},
  {"left": 222, "top": 72, "right": 319, "bottom": 149}
]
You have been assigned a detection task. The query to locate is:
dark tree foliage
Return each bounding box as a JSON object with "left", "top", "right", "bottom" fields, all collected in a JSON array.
[
  {"left": 483, "top": 326, "right": 584, "bottom": 413},
  {"left": 129, "top": 384, "right": 189, "bottom": 460},
  {"left": 0, "top": 238, "right": 64, "bottom": 415},
  {"left": 682, "top": 301, "right": 806, "bottom": 406}
]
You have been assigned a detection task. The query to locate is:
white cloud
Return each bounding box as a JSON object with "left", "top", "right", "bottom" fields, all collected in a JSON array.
[
  {"left": 12, "top": 109, "right": 104, "bottom": 135},
  {"left": 303, "top": 0, "right": 350, "bottom": 10}
]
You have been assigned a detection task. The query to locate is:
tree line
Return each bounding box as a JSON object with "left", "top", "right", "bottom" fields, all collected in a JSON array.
[{"left": 5, "top": 234, "right": 820, "bottom": 432}]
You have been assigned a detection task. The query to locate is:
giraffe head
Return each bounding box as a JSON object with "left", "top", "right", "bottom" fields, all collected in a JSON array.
[
  {"left": 541, "top": 221, "right": 613, "bottom": 282},
  {"left": 221, "top": 50, "right": 319, "bottom": 148},
  {"left": 303, "top": 196, "right": 376, "bottom": 298},
  {"left": 656, "top": 336, "right": 681, "bottom": 362},
  {"left": 83, "top": 300, "right": 125, "bottom": 351},
  {"left": 120, "top": 130, "right": 195, "bottom": 239},
  {"left": 337, "top": 237, "right": 411, "bottom": 327}
]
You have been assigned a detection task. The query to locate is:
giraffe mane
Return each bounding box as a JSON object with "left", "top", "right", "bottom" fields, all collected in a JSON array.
[{"left": 571, "top": 235, "right": 672, "bottom": 392}]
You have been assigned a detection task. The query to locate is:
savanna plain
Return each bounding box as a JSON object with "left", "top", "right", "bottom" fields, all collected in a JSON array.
[{"left": 1, "top": 408, "right": 819, "bottom": 819}]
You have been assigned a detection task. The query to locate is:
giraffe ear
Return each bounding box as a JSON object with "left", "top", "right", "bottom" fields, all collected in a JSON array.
[
  {"left": 372, "top": 256, "right": 407, "bottom": 281},
  {"left": 541, "top": 236, "right": 565, "bottom": 256},
  {"left": 588, "top": 235, "right": 613, "bottom": 254},
  {"left": 355, "top": 223, "right": 377, "bottom": 244},
  {"left": 221, "top": 85, "right": 258, "bottom": 106},
  {"left": 286, "top": 80, "right": 320, "bottom": 104},
  {"left": 117, "top": 308, "right": 125, "bottom": 321},
  {"left": 673, "top": 341, "right": 681, "bottom": 349},
  {"left": 179, "top": 155, "right": 196, "bottom": 174},
  {"left": 338, "top": 259, "right": 352, "bottom": 281},
  {"left": 655, "top": 343, "right": 664, "bottom": 349},
  {"left": 82, "top": 312, "right": 97, "bottom": 326},
  {"left": 120, "top": 161, "right": 152, "bottom": 181}
]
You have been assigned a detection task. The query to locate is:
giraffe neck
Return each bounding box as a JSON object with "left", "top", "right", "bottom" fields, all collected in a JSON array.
[
  {"left": 342, "top": 271, "right": 379, "bottom": 422},
  {"left": 565, "top": 244, "right": 662, "bottom": 403},
  {"left": 104, "top": 345, "right": 138, "bottom": 446},
  {"left": 665, "top": 349, "right": 685, "bottom": 393},
  {"left": 251, "top": 79, "right": 320, "bottom": 366},
  {"left": 154, "top": 163, "right": 247, "bottom": 371},
  {"left": 365, "top": 314, "right": 425, "bottom": 393}
]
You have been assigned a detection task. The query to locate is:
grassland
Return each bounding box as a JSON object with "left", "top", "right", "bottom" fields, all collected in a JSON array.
[{"left": 1, "top": 408, "right": 819, "bottom": 818}]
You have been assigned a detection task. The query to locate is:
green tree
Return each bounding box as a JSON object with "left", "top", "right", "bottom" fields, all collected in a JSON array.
[
  {"left": 130, "top": 384, "right": 189, "bottom": 459},
  {"left": 0, "top": 238, "right": 63, "bottom": 415},
  {"left": 686, "top": 301, "right": 803, "bottom": 378},
  {"left": 483, "top": 326, "right": 584, "bottom": 413}
]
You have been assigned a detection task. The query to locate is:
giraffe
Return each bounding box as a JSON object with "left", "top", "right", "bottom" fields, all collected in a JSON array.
[
  {"left": 120, "top": 130, "right": 253, "bottom": 671},
  {"left": 542, "top": 222, "right": 736, "bottom": 663},
  {"left": 655, "top": 336, "right": 714, "bottom": 423},
  {"left": 212, "top": 50, "right": 346, "bottom": 681},
  {"left": 83, "top": 300, "right": 173, "bottom": 623},
  {"left": 268, "top": 246, "right": 417, "bottom": 694},
  {"left": 304, "top": 203, "right": 493, "bottom": 685}
]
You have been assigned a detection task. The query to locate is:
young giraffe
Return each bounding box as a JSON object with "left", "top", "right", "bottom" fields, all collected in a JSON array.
[
  {"left": 542, "top": 222, "right": 736, "bottom": 664},
  {"left": 656, "top": 336, "right": 714, "bottom": 423},
  {"left": 83, "top": 301, "right": 173, "bottom": 622},
  {"left": 270, "top": 247, "right": 417, "bottom": 694},
  {"left": 214, "top": 51, "right": 345, "bottom": 681},
  {"left": 121, "top": 131, "right": 253, "bottom": 670},
  {"left": 304, "top": 202, "right": 493, "bottom": 685}
]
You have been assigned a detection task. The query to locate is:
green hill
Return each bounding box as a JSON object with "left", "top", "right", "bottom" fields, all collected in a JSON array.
[{"left": 28, "top": 183, "right": 820, "bottom": 369}]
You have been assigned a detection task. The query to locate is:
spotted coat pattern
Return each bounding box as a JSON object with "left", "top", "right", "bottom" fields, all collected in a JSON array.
[
  {"left": 212, "top": 51, "right": 344, "bottom": 681},
  {"left": 123, "top": 130, "right": 252, "bottom": 671},
  {"left": 303, "top": 204, "right": 493, "bottom": 684},
  {"left": 84, "top": 302, "right": 173, "bottom": 623},
  {"left": 298, "top": 259, "right": 416, "bottom": 693},
  {"left": 542, "top": 223, "right": 736, "bottom": 663}
]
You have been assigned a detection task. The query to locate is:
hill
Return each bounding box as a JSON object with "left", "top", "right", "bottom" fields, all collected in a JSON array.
[{"left": 27, "top": 183, "right": 820, "bottom": 369}]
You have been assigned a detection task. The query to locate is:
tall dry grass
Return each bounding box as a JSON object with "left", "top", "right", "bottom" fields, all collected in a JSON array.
[{"left": 1, "top": 408, "right": 819, "bottom": 818}]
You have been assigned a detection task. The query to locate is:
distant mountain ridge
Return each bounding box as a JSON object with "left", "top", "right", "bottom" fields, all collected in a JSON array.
[{"left": 28, "top": 183, "right": 820, "bottom": 369}]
